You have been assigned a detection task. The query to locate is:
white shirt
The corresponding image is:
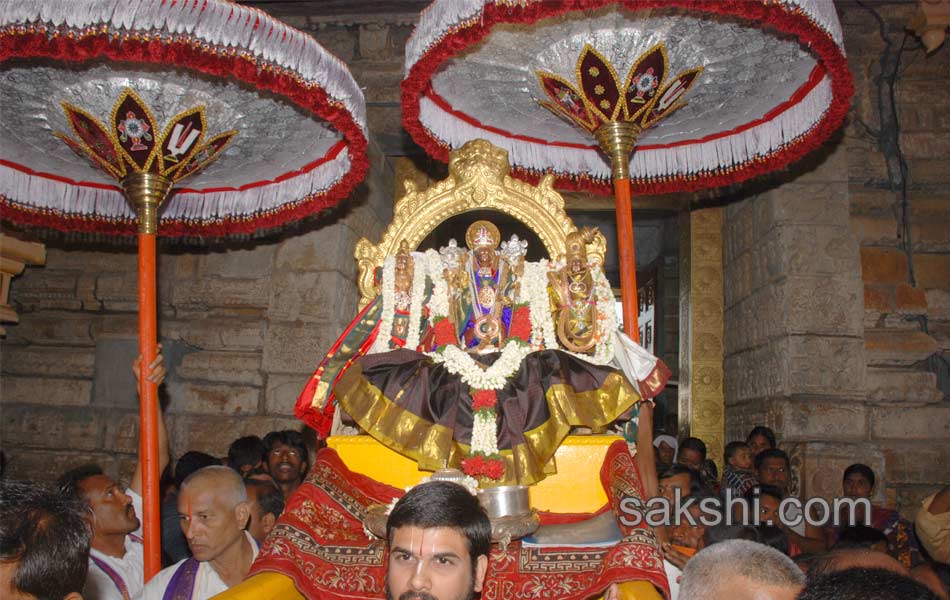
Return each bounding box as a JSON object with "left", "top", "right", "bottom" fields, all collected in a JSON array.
[
  {"left": 84, "top": 490, "right": 145, "bottom": 600},
  {"left": 664, "top": 559, "right": 681, "bottom": 600},
  {"left": 137, "top": 532, "right": 258, "bottom": 600}
]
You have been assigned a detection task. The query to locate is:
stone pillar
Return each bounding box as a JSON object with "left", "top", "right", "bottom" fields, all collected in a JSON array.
[
  {"left": 679, "top": 208, "right": 725, "bottom": 470},
  {"left": 723, "top": 144, "right": 872, "bottom": 502}
]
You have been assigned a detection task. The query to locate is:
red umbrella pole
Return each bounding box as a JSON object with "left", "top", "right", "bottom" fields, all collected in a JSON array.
[
  {"left": 595, "top": 122, "right": 641, "bottom": 342},
  {"left": 137, "top": 231, "right": 161, "bottom": 578},
  {"left": 124, "top": 173, "right": 172, "bottom": 579},
  {"left": 613, "top": 176, "right": 641, "bottom": 343}
]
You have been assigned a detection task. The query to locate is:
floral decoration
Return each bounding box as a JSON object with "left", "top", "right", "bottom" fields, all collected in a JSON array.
[{"left": 508, "top": 304, "right": 532, "bottom": 343}]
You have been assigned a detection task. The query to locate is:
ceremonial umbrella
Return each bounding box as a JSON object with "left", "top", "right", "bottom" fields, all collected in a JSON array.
[
  {"left": 0, "top": 0, "right": 367, "bottom": 576},
  {"left": 402, "top": 0, "right": 853, "bottom": 340}
]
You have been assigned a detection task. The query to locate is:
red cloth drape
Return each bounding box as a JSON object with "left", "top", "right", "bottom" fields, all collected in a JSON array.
[{"left": 249, "top": 441, "right": 669, "bottom": 599}]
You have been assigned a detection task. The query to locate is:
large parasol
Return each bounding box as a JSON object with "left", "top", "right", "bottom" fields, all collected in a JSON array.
[
  {"left": 0, "top": 0, "right": 367, "bottom": 577},
  {"left": 402, "top": 0, "right": 853, "bottom": 340}
]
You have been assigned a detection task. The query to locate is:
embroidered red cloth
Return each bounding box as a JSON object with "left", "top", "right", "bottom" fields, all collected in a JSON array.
[{"left": 249, "top": 441, "right": 668, "bottom": 599}]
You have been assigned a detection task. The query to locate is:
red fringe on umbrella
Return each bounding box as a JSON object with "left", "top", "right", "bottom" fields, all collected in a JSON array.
[
  {"left": 401, "top": 0, "right": 854, "bottom": 197},
  {"left": 0, "top": 30, "right": 369, "bottom": 238}
]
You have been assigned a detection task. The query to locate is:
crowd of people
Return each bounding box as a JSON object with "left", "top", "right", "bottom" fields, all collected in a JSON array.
[
  {"left": 649, "top": 425, "right": 949, "bottom": 599},
  {"left": 1, "top": 355, "right": 949, "bottom": 600}
]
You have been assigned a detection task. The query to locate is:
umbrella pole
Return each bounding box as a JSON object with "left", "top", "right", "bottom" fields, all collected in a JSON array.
[
  {"left": 123, "top": 173, "right": 171, "bottom": 579},
  {"left": 595, "top": 122, "right": 641, "bottom": 342},
  {"left": 613, "top": 177, "right": 641, "bottom": 343}
]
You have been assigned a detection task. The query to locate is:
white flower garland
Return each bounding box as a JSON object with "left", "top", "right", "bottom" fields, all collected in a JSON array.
[
  {"left": 470, "top": 410, "right": 500, "bottom": 456},
  {"left": 424, "top": 248, "right": 450, "bottom": 319},
  {"left": 428, "top": 341, "right": 533, "bottom": 390},
  {"left": 370, "top": 252, "right": 429, "bottom": 353},
  {"left": 520, "top": 259, "right": 557, "bottom": 349},
  {"left": 369, "top": 256, "right": 397, "bottom": 354},
  {"left": 403, "top": 252, "right": 427, "bottom": 351}
]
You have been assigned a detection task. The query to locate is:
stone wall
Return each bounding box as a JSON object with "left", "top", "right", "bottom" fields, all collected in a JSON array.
[
  {"left": 723, "top": 2, "right": 950, "bottom": 517},
  {"left": 845, "top": 1, "right": 950, "bottom": 515},
  {"left": 1, "top": 140, "right": 393, "bottom": 483}
]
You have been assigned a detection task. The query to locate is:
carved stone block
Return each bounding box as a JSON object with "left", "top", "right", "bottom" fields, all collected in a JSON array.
[
  {"left": 177, "top": 350, "right": 263, "bottom": 386},
  {"left": 759, "top": 183, "right": 850, "bottom": 229},
  {"left": 0, "top": 346, "right": 95, "bottom": 378},
  {"left": 103, "top": 411, "right": 141, "bottom": 454},
  {"left": 171, "top": 277, "right": 270, "bottom": 310},
  {"left": 167, "top": 381, "right": 260, "bottom": 416},
  {"left": 786, "top": 335, "right": 866, "bottom": 397},
  {"left": 786, "top": 442, "right": 886, "bottom": 504},
  {"left": 201, "top": 245, "right": 276, "bottom": 279},
  {"left": 275, "top": 224, "right": 359, "bottom": 278},
  {"left": 0, "top": 376, "right": 92, "bottom": 406},
  {"left": 262, "top": 320, "right": 337, "bottom": 375},
  {"left": 10, "top": 269, "right": 81, "bottom": 310},
  {"left": 866, "top": 368, "right": 943, "bottom": 404},
  {"left": 267, "top": 270, "right": 358, "bottom": 324},
  {"left": 264, "top": 373, "right": 308, "bottom": 417},
  {"left": 779, "top": 399, "right": 868, "bottom": 442},
  {"left": 162, "top": 318, "right": 265, "bottom": 351},
  {"left": 783, "top": 274, "right": 864, "bottom": 337},
  {"left": 780, "top": 225, "right": 862, "bottom": 278},
  {"left": 3, "top": 449, "right": 128, "bottom": 484},
  {"left": 881, "top": 443, "right": 950, "bottom": 488},
  {"left": 358, "top": 23, "right": 391, "bottom": 60},
  {"left": 723, "top": 340, "right": 788, "bottom": 403},
  {"left": 95, "top": 271, "right": 140, "bottom": 311},
  {"left": 865, "top": 329, "right": 938, "bottom": 366},
  {"left": 1, "top": 404, "right": 101, "bottom": 450},
  {"left": 870, "top": 405, "right": 950, "bottom": 441}
]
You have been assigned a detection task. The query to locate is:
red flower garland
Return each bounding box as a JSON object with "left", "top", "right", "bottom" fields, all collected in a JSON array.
[
  {"left": 461, "top": 454, "right": 506, "bottom": 481},
  {"left": 508, "top": 305, "right": 532, "bottom": 343},
  {"left": 472, "top": 389, "right": 498, "bottom": 412},
  {"left": 433, "top": 318, "right": 457, "bottom": 347}
]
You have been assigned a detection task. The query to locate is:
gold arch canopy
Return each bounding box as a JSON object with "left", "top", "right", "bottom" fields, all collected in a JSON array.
[{"left": 355, "top": 139, "right": 606, "bottom": 307}]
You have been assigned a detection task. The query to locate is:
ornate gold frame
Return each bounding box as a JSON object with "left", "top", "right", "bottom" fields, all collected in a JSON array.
[{"left": 355, "top": 139, "right": 606, "bottom": 306}]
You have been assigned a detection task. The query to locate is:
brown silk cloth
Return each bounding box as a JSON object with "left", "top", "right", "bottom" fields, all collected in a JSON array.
[
  {"left": 249, "top": 443, "right": 669, "bottom": 599},
  {"left": 336, "top": 348, "right": 643, "bottom": 486}
]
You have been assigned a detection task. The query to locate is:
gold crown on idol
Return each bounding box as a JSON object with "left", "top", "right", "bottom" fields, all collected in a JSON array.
[
  {"left": 466, "top": 220, "right": 501, "bottom": 249},
  {"left": 565, "top": 228, "right": 593, "bottom": 259}
]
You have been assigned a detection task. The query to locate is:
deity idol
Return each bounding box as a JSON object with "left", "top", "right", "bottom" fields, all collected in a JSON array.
[
  {"left": 296, "top": 219, "right": 670, "bottom": 486},
  {"left": 442, "top": 221, "right": 524, "bottom": 352},
  {"left": 548, "top": 228, "right": 599, "bottom": 354}
]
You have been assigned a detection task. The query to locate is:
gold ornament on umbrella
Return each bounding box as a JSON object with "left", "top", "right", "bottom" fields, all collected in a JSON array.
[
  {"left": 536, "top": 43, "right": 702, "bottom": 177},
  {"left": 54, "top": 87, "right": 237, "bottom": 233}
]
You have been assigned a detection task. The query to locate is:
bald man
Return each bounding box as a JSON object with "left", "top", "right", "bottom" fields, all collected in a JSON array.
[
  {"left": 140, "top": 466, "right": 257, "bottom": 600},
  {"left": 678, "top": 539, "right": 805, "bottom": 600}
]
